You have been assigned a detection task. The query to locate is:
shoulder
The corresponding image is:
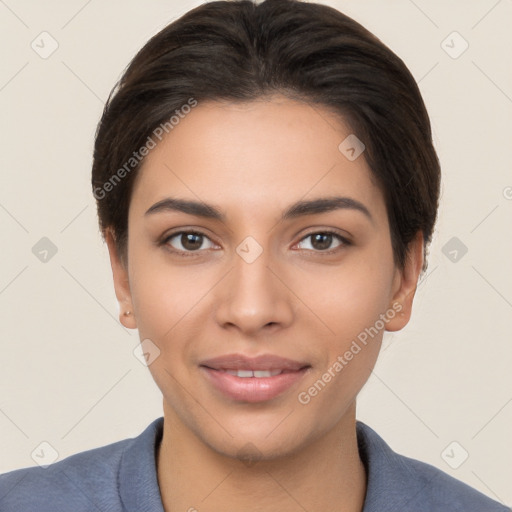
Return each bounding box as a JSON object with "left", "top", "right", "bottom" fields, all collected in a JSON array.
[
  {"left": 393, "top": 451, "right": 509, "bottom": 511},
  {"left": 0, "top": 418, "right": 164, "bottom": 512},
  {"left": 0, "top": 437, "right": 129, "bottom": 512},
  {"left": 356, "top": 421, "right": 510, "bottom": 512}
]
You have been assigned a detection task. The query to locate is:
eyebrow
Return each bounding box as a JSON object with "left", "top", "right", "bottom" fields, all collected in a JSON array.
[{"left": 144, "top": 196, "right": 373, "bottom": 223}]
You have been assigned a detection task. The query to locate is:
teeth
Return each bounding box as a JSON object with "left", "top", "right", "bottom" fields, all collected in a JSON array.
[
  {"left": 254, "top": 370, "right": 282, "bottom": 377},
  {"left": 223, "top": 369, "right": 283, "bottom": 378},
  {"left": 236, "top": 370, "right": 254, "bottom": 378}
]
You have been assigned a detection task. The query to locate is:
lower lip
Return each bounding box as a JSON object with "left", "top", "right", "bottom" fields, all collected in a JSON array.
[{"left": 200, "top": 366, "right": 309, "bottom": 403}]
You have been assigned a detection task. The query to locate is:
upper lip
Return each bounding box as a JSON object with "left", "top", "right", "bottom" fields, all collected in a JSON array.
[{"left": 200, "top": 354, "right": 310, "bottom": 371}]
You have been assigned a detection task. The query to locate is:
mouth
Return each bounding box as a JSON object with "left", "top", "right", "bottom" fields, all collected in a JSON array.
[
  {"left": 200, "top": 353, "right": 309, "bottom": 372},
  {"left": 215, "top": 369, "right": 289, "bottom": 378},
  {"left": 199, "top": 353, "right": 311, "bottom": 403}
]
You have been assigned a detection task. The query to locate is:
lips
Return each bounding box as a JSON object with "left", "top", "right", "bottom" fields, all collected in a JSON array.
[
  {"left": 199, "top": 353, "right": 311, "bottom": 402},
  {"left": 200, "top": 353, "right": 309, "bottom": 372}
]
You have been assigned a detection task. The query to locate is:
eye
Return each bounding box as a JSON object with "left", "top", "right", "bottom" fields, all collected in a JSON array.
[
  {"left": 164, "top": 231, "right": 216, "bottom": 253},
  {"left": 295, "top": 231, "right": 348, "bottom": 252}
]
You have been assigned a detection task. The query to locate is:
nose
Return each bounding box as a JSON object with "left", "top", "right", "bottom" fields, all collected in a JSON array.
[{"left": 213, "top": 246, "right": 295, "bottom": 336}]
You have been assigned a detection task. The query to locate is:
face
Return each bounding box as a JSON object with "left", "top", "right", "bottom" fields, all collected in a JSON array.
[{"left": 107, "top": 95, "right": 422, "bottom": 460}]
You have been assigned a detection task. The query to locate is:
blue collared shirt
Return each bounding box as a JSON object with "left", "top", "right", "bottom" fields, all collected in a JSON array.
[{"left": 0, "top": 417, "right": 509, "bottom": 511}]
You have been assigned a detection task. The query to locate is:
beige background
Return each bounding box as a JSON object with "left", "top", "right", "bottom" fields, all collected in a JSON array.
[{"left": 1, "top": 0, "right": 511, "bottom": 506}]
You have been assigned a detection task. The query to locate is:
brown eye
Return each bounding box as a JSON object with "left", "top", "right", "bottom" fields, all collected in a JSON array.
[
  {"left": 311, "top": 233, "right": 333, "bottom": 250},
  {"left": 165, "top": 231, "right": 215, "bottom": 252},
  {"left": 296, "top": 231, "right": 347, "bottom": 252},
  {"left": 181, "top": 233, "right": 203, "bottom": 251}
]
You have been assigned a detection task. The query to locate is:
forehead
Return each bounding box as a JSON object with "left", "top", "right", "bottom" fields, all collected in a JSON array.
[{"left": 129, "top": 96, "right": 386, "bottom": 223}]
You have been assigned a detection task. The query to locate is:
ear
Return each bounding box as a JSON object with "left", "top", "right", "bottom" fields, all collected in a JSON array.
[
  {"left": 105, "top": 228, "right": 137, "bottom": 329},
  {"left": 385, "top": 231, "right": 424, "bottom": 332}
]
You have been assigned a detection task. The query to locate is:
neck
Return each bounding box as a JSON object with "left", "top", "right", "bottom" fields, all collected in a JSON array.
[{"left": 156, "top": 401, "right": 366, "bottom": 512}]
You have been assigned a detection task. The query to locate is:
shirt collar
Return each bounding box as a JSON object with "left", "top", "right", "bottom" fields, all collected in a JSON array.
[
  {"left": 357, "top": 421, "right": 428, "bottom": 511},
  {"left": 119, "top": 417, "right": 165, "bottom": 512}
]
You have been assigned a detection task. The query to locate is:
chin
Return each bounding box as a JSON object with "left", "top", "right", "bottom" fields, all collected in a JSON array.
[
  {"left": 200, "top": 415, "right": 324, "bottom": 464},
  {"left": 210, "top": 435, "right": 303, "bottom": 464}
]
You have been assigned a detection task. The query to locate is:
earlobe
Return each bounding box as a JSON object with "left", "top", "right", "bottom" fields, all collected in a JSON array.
[
  {"left": 385, "top": 232, "right": 424, "bottom": 332},
  {"left": 105, "top": 228, "right": 137, "bottom": 329},
  {"left": 122, "top": 310, "right": 136, "bottom": 329}
]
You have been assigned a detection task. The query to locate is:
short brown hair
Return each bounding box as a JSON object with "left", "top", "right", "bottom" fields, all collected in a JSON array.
[{"left": 92, "top": 0, "right": 441, "bottom": 271}]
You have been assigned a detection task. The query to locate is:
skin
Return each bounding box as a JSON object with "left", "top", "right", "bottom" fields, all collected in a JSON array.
[{"left": 106, "top": 95, "right": 423, "bottom": 512}]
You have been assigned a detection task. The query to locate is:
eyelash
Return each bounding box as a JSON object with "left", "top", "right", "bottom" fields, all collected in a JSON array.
[{"left": 160, "top": 229, "right": 351, "bottom": 257}]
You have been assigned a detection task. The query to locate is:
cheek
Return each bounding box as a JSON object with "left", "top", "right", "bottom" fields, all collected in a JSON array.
[
  {"left": 129, "top": 255, "right": 209, "bottom": 341},
  {"left": 129, "top": 263, "right": 205, "bottom": 411},
  {"left": 291, "top": 254, "right": 395, "bottom": 343},
  {"left": 294, "top": 265, "right": 390, "bottom": 419},
  {"left": 128, "top": 255, "right": 217, "bottom": 400}
]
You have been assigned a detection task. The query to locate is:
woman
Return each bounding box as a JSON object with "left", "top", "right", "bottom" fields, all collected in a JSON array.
[{"left": 0, "top": 0, "right": 508, "bottom": 510}]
